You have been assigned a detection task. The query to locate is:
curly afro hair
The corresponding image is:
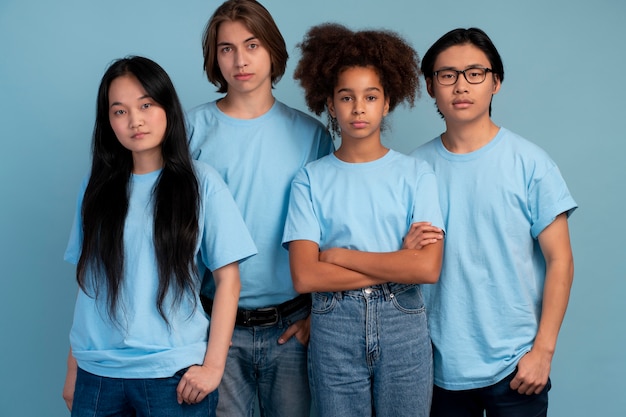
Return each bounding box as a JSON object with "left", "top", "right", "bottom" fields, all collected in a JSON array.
[{"left": 294, "top": 23, "right": 421, "bottom": 116}]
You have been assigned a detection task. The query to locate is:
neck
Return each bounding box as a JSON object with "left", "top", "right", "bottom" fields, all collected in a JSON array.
[
  {"left": 335, "top": 137, "right": 388, "bottom": 163},
  {"left": 441, "top": 119, "right": 500, "bottom": 154},
  {"left": 132, "top": 150, "right": 163, "bottom": 174},
  {"left": 217, "top": 91, "right": 275, "bottom": 119}
]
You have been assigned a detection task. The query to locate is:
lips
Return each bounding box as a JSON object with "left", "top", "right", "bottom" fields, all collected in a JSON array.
[
  {"left": 351, "top": 121, "right": 368, "bottom": 129},
  {"left": 132, "top": 132, "right": 147, "bottom": 139},
  {"left": 234, "top": 73, "right": 253, "bottom": 81},
  {"left": 452, "top": 99, "right": 473, "bottom": 108}
]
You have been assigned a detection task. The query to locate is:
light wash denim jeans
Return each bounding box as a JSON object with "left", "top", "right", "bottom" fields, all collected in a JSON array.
[
  {"left": 215, "top": 304, "right": 311, "bottom": 417},
  {"left": 71, "top": 367, "right": 217, "bottom": 417},
  {"left": 309, "top": 283, "right": 433, "bottom": 417}
]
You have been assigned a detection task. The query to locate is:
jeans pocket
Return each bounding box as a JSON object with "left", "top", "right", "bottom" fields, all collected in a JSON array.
[
  {"left": 173, "top": 367, "right": 190, "bottom": 379},
  {"left": 390, "top": 285, "right": 426, "bottom": 314},
  {"left": 311, "top": 292, "right": 337, "bottom": 314}
]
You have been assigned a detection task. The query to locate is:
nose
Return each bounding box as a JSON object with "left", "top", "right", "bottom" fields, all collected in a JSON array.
[
  {"left": 352, "top": 98, "right": 365, "bottom": 115},
  {"left": 454, "top": 75, "right": 469, "bottom": 93},
  {"left": 235, "top": 50, "right": 247, "bottom": 69},
  {"left": 129, "top": 111, "right": 143, "bottom": 129}
]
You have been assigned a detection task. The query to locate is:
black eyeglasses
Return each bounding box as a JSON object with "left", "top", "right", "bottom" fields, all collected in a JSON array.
[{"left": 433, "top": 67, "right": 493, "bottom": 85}]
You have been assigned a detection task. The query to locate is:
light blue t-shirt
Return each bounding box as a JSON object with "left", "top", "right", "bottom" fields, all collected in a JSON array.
[
  {"left": 410, "top": 127, "right": 577, "bottom": 390},
  {"left": 282, "top": 150, "right": 444, "bottom": 258},
  {"left": 186, "top": 100, "right": 333, "bottom": 308},
  {"left": 65, "top": 161, "right": 257, "bottom": 378}
]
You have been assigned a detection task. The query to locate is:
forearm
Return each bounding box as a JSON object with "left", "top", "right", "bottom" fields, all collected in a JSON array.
[
  {"left": 289, "top": 240, "right": 385, "bottom": 293},
  {"left": 533, "top": 213, "right": 574, "bottom": 356},
  {"left": 202, "top": 263, "right": 240, "bottom": 374},
  {"left": 533, "top": 259, "right": 574, "bottom": 356},
  {"left": 321, "top": 242, "right": 443, "bottom": 284}
]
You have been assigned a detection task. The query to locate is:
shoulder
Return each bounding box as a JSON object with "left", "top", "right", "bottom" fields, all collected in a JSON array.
[
  {"left": 499, "top": 127, "right": 557, "bottom": 167},
  {"left": 391, "top": 149, "right": 435, "bottom": 172},
  {"left": 192, "top": 160, "right": 227, "bottom": 192},
  {"left": 274, "top": 101, "right": 326, "bottom": 130},
  {"left": 185, "top": 101, "right": 219, "bottom": 124},
  {"left": 409, "top": 136, "right": 441, "bottom": 158}
]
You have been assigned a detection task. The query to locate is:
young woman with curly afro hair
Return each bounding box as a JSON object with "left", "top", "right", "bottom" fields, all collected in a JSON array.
[{"left": 282, "top": 23, "right": 446, "bottom": 417}]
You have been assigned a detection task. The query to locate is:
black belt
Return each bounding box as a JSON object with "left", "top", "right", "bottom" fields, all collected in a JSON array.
[{"left": 200, "top": 294, "right": 311, "bottom": 327}]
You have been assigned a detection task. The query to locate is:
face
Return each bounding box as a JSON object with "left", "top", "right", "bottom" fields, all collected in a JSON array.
[
  {"left": 328, "top": 66, "right": 390, "bottom": 143},
  {"left": 108, "top": 74, "right": 167, "bottom": 170},
  {"left": 216, "top": 19, "right": 272, "bottom": 96},
  {"left": 427, "top": 43, "right": 501, "bottom": 125}
]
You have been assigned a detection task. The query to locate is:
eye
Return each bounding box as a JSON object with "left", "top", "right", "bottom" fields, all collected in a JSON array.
[
  {"left": 440, "top": 71, "right": 456, "bottom": 80},
  {"left": 220, "top": 46, "right": 232, "bottom": 53},
  {"left": 340, "top": 96, "right": 353, "bottom": 102},
  {"left": 466, "top": 67, "right": 486, "bottom": 80},
  {"left": 366, "top": 95, "right": 378, "bottom": 101},
  {"left": 111, "top": 109, "right": 126, "bottom": 116},
  {"left": 248, "top": 43, "right": 258, "bottom": 50},
  {"left": 141, "top": 103, "right": 152, "bottom": 110}
]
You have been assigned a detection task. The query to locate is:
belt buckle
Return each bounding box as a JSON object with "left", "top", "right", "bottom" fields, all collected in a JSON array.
[{"left": 244, "top": 306, "right": 279, "bottom": 326}]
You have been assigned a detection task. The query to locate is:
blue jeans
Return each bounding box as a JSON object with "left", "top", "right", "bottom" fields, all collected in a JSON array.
[
  {"left": 71, "top": 367, "right": 217, "bottom": 417},
  {"left": 216, "top": 304, "right": 311, "bottom": 417},
  {"left": 309, "top": 283, "right": 433, "bottom": 417},
  {"left": 430, "top": 370, "right": 551, "bottom": 417}
]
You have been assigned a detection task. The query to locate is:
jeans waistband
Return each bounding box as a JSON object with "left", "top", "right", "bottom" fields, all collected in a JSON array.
[{"left": 336, "top": 283, "right": 418, "bottom": 301}]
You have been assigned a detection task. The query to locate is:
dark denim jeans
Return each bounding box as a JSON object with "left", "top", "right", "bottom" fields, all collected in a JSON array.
[
  {"left": 431, "top": 370, "right": 551, "bottom": 417},
  {"left": 71, "top": 367, "right": 217, "bottom": 417}
]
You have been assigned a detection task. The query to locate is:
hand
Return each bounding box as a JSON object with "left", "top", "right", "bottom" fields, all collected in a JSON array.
[
  {"left": 176, "top": 364, "right": 222, "bottom": 405},
  {"left": 402, "top": 222, "right": 443, "bottom": 250},
  {"left": 62, "top": 350, "right": 77, "bottom": 411},
  {"left": 278, "top": 316, "right": 310, "bottom": 346},
  {"left": 509, "top": 349, "right": 552, "bottom": 395},
  {"left": 62, "top": 370, "right": 76, "bottom": 411}
]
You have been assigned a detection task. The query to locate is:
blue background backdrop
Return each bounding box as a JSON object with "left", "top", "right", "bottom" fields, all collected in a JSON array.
[{"left": 1, "top": 0, "right": 623, "bottom": 415}]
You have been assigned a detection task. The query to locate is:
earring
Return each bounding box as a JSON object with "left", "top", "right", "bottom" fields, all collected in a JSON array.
[{"left": 327, "top": 114, "right": 339, "bottom": 141}]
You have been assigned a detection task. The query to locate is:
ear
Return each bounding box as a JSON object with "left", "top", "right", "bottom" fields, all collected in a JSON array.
[
  {"left": 327, "top": 97, "right": 336, "bottom": 118},
  {"left": 426, "top": 77, "right": 435, "bottom": 98},
  {"left": 492, "top": 74, "right": 502, "bottom": 95},
  {"left": 383, "top": 96, "right": 390, "bottom": 117}
]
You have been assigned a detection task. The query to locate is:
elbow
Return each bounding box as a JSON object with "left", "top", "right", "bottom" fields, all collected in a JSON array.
[
  {"left": 291, "top": 270, "right": 315, "bottom": 294},
  {"left": 422, "top": 267, "right": 441, "bottom": 284},
  {"left": 405, "top": 250, "right": 442, "bottom": 284},
  {"left": 409, "top": 262, "right": 440, "bottom": 284}
]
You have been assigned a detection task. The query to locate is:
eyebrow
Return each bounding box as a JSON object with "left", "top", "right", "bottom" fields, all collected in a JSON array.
[
  {"left": 337, "top": 86, "right": 382, "bottom": 94},
  {"left": 435, "top": 64, "right": 487, "bottom": 71},
  {"left": 109, "top": 95, "right": 151, "bottom": 108},
  {"left": 217, "top": 36, "right": 258, "bottom": 47}
]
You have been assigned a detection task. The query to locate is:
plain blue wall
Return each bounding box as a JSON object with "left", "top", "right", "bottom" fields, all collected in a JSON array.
[{"left": 1, "top": 0, "right": 624, "bottom": 415}]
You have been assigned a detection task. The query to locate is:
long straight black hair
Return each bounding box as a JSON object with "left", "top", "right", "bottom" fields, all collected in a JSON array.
[{"left": 77, "top": 56, "right": 200, "bottom": 324}]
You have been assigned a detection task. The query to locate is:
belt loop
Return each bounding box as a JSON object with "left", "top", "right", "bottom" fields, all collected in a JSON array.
[
  {"left": 381, "top": 283, "right": 392, "bottom": 302},
  {"left": 334, "top": 291, "right": 344, "bottom": 301}
]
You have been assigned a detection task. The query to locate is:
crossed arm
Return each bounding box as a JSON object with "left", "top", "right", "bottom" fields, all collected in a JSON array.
[{"left": 288, "top": 222, "right": 444, "bottom": 294}]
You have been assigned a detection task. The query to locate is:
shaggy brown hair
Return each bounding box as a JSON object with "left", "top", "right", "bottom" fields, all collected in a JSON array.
[
  {"left": 294, "top": 23, "right": 421, "bottom": 116},
  {"left": 202, "top": 0, "right": 288, "bottom": 93}
]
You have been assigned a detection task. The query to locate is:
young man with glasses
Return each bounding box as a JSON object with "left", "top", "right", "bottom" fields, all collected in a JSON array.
[{"left": 408, "top": 28, "right": 577, "bottom": 416}]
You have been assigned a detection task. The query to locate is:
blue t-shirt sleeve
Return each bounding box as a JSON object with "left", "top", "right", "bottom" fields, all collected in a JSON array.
[
  {"left": 529, "top": 163, "right": 577, "bottom": 238},
  {"left": 282, "top": 168, "right": 321, "bottom": 248},
  {"left": 196, "top": 163, "right": 257, "bottom": 271},
  {"left": 413, "top": 167, "right": 446, "bottom": 233}
]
